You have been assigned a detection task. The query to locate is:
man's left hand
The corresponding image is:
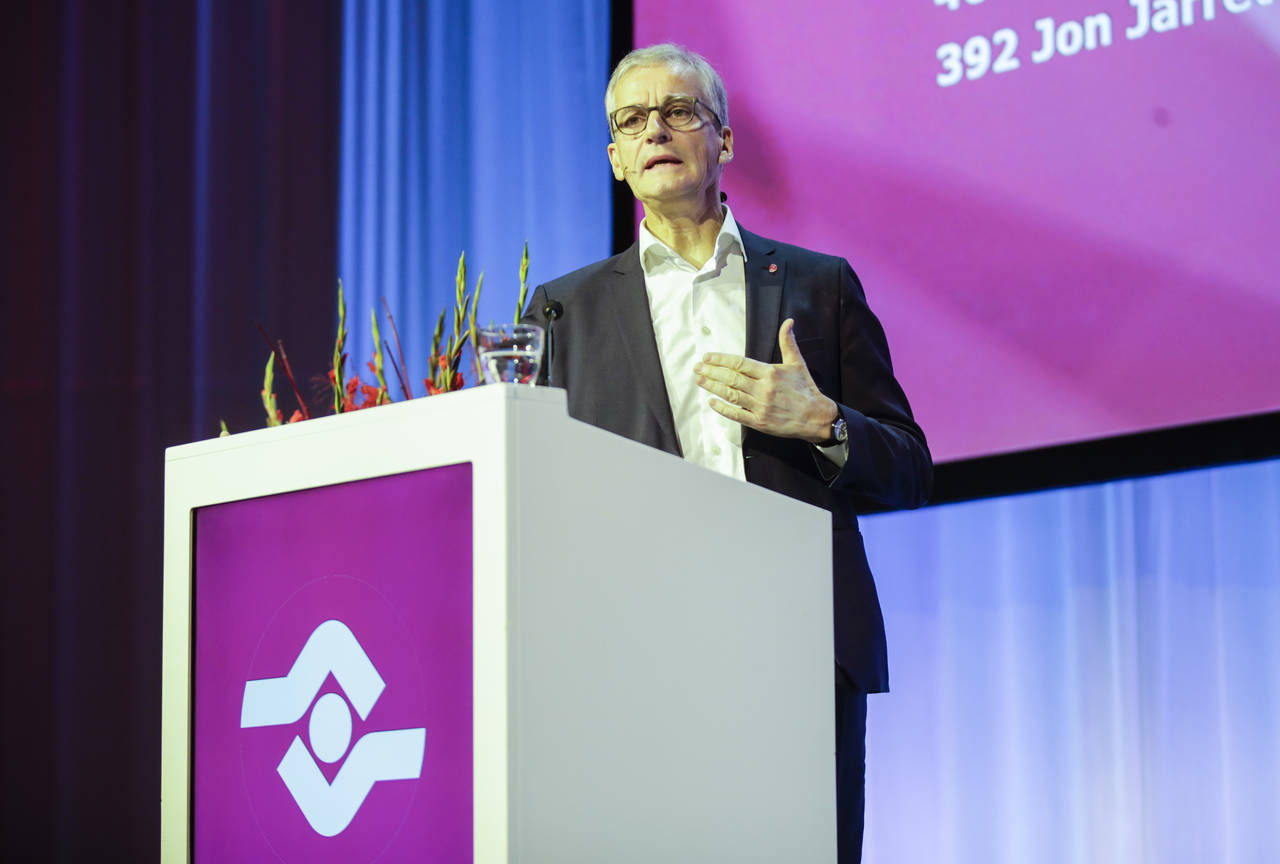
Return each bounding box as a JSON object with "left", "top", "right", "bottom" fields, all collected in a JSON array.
[{"left": 695, "top": 318, "right": 839, "bottom": 444}]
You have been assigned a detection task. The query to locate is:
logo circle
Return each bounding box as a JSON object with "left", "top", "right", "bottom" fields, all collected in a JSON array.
[{"left": 309, "top": 692, "right": 353, "bottom": 764}]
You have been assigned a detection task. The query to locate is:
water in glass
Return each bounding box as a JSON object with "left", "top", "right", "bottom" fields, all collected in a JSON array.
[
  {"left": 482, "top": 349, "right": 540, "bottom": 384},
  {"left": 477, "top": 323, "right": 543, "bottom": 385}
]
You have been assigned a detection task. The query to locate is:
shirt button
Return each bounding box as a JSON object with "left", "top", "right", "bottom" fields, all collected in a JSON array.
[
  {"left": 711, "top": 445, "right": 722, "bottom": 456},
  {"left": 701, "top": 325, "right": 712, "bottom": 336}
]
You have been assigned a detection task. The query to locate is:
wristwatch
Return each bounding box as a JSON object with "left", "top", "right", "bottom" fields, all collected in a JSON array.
[{"left": 822, "top": 415, "right": 848, "bottom": 448}]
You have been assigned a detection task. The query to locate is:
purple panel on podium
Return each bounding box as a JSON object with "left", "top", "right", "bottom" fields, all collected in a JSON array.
[{"left": 192, "top": 462, "right": 473, "bottom": 863}]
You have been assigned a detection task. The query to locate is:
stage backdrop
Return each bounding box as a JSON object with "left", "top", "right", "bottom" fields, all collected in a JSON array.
[
  {"left": 635, "top": 1, "right": 1280, "bottom": 462},
  {"left": 338, "top": 0, "right": 613, "bottom": 377},
  {"left": 862, "top": 456, "right": 1280, "bottom": 864},
  {"left": 2, "top": 1, "right": 344, "bottom": 858}
]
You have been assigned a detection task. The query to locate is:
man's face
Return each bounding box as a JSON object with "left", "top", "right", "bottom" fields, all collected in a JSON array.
[{"left": 606, "top": 64, "right": 733, "bottom": 213}]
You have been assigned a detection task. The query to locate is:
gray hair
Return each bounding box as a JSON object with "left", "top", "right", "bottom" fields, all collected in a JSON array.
[{"left": 605, "top": 43, "right": 729, "bottom": 132}]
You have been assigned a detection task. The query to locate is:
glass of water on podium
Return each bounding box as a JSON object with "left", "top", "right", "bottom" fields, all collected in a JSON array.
[{"left": 477, "top": 323, "right": 544, "bottom": 384}]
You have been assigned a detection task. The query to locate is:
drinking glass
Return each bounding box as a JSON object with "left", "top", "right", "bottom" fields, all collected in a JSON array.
[{"left": 477, "top": 323, "right": 544, "bottom": 385}]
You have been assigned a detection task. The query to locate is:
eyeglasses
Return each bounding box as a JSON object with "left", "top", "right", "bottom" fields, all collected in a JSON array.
[{"left": 610, "top": 97, "right": 722, "bottom": 137}]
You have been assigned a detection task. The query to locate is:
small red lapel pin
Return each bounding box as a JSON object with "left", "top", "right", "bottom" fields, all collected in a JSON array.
[{"left": 768, "top": 263, "right": 778, "bottom": 273}]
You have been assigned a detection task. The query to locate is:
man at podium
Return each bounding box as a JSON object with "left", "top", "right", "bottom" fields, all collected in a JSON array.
[{"left": 525, "top": 42, "right": 932, "bottom": 864}]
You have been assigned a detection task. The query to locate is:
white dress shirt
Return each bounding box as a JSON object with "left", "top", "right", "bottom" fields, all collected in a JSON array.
[
  {"left": 640, "top": 206, "right": 749, "bottom": 480},
  {"left": 639, "top": 206, "right": 849, "bottom": 480}
]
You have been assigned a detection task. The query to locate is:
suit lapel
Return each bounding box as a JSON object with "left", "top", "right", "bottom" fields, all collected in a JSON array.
[
  {"left": 742, "top": 229, "right": 784, "bottom": 364},
  {"left": 607, "top": 244, "right": 682, "bottom": 456}
]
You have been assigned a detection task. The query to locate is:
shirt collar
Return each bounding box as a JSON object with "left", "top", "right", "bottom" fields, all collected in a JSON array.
[{"left": 638, "top": 203, "right": 747, "bottom": 276}]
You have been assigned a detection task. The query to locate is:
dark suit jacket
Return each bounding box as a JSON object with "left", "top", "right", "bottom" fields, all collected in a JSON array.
[{"left": 525, "top": 227, "right": 932, "bottom": 693}]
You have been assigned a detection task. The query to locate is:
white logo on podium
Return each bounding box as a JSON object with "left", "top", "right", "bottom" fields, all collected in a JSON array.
[{"left": 240, "top": 619, "right": 426, "bottom": 836}]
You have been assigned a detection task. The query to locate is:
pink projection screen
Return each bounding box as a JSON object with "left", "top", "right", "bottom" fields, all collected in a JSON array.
[{"left": 634, "top": 0, "right": 1280, "bottom": 462}]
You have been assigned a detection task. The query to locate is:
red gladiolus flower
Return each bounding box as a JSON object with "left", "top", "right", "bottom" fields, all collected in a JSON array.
[{"left": 359, "top": 383, "right": 381, "bottom": 409}]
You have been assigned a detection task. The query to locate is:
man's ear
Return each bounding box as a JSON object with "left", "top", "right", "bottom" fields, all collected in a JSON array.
[
  {"left": 607, "top": 142, "right": 627, "bottom": 181},
  {"left": 717, "top": 126, "right": 734, "bottom": 165}
]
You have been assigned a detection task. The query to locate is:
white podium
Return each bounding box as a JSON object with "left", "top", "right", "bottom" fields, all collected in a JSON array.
[{"left": 162, "top": 384, "right": 835, "bottom": 863}]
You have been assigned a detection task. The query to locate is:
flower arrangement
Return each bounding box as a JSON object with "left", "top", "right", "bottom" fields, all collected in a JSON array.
[{"left": 221, "top": 245, "right": 531, "bottom": 435}]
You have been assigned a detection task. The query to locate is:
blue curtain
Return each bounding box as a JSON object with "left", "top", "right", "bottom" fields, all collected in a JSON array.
[
  {"left": 861, "top": 458, "right": 1280, "bottom": 863},
  {"left": 338, "top": 0, "right": 612, "bottom": 383}
]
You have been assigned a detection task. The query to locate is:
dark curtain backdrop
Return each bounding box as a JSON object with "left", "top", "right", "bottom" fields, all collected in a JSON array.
[{"left": 1, "top": 1, "right": 343, "bottom": 858}]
